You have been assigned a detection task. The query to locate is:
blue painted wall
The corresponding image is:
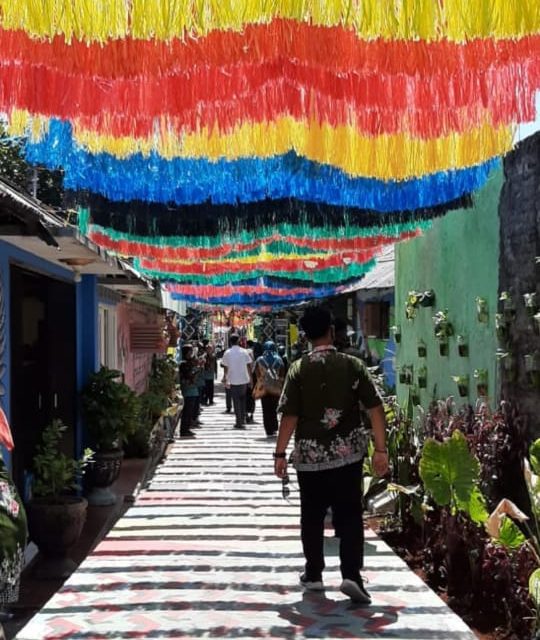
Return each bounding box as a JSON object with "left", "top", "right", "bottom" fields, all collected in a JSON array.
[{"left": 0, "top": 239, "right": 83, "bottom": 465}]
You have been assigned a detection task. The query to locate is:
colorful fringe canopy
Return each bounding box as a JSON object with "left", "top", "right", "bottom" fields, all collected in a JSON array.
[{"left": 1, "top": 1, "right": 538, "bottom": 307}]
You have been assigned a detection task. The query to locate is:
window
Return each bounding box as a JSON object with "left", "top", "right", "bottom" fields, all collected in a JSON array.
[{"left": 98, "top": 305, "right": 117, "bottom": 369}]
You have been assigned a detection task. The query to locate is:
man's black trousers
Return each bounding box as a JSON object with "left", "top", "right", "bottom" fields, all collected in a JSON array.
[{"left": 297, "top": 460, "right": 364, "bottom": 581}]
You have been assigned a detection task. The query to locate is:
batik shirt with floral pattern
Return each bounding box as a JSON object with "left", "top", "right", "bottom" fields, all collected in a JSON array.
[{"left": 278, "top": 346, "right": 382, "bottom": 471}]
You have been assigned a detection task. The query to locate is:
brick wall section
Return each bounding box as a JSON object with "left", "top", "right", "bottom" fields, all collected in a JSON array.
[{"left": 499, "top": 132, "right": 540, "bottom": 436}]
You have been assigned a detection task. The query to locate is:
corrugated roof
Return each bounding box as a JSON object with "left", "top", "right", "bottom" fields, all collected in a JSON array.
[{"left": 357, "top": 245, "right": 394, "bottom": 290}]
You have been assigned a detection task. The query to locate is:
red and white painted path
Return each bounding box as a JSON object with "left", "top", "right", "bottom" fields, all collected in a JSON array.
[{"left": 17, "top": 394, "right": 476, "bottom": 639}]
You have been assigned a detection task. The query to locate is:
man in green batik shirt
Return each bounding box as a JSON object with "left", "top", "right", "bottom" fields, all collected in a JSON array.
[{"left": 274, "top": 305, "right": 388, "bottom": 605}]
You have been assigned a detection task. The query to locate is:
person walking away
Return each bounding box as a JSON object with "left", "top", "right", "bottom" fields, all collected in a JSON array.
[
  {"left": 203, "top": 344, "right": 217, "bottom": 405},
  {"left": 273, "top": 306, "right": 388, "bottom": 603},
  {"left": 245, "top": 340, "right": 257, "bottom": 423},
  {"left": 178, "top": 344, "right": 199, "bottom": 437},
  {"left": 0, "top": 407, "right": 28, "bottom": 629},
  {"left": 221, "top": 334, "right": 253, "bottom": 429},
  {"left": 220, "top": 361, "right": 232, "bottom": 413},
  {"left": 278, "top": 345, "right": 289, "bottom": 374},
  {"left": 255, "top": 341, "right": 285, "bottom": 437}
]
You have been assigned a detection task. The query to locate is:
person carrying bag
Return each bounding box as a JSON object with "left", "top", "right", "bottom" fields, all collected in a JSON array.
[{"left": 253, "top": 341, "right": 285, "bottom": 436}]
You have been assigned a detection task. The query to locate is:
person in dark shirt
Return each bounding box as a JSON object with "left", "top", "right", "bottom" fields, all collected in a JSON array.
[{"left": 274, "top": 306, "right": 388, "bottom": 604}]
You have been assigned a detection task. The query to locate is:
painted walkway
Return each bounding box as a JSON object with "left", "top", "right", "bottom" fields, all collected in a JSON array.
[{"left": 16, "top": 396, "right": 476, "bottom": 639}]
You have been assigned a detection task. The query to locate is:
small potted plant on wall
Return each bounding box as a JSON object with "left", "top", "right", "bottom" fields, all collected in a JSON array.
[
  {"left": 473, "top": 368, "right": 489, "bottom": 396},
  {"left": 26, "top": 420, "right": 93, "bottom": 578},
  {"left": 534, "top": 312, "right": 540, "bottom": 336},
  {"left": 391, "top": 325, "right": 402, "bottom": 343},
  {"left": 452, "top": 374, "right": 469, "bottom": 398},
  {"left": 418, "top": 366, "right": 428, "bottom": 389},
  {"left": 524, "top": 352, "right": 540, "bottom": 388},
  {"left": 433, "top": 309, "right": 454, "bottom": 356},
  {"left": 495, "top": 313, "right": 508, "bottom": 343},
  {"left": 457, "top": 335, "right": 469, "bottom": 357},
  {"left": 476, "top": 297, "right": 489, "bottom": 323},
  {"left": 524, "top": 292, "right": 538, "bottom": 318},
  {"left": 499, "top": 291, "right": 516, "bottom": 321},
  {"left": 496, "top": 349, "right": 517, "bottom": 382},
  {"left": 81, "top": 366, "right": 140, "bottom": 506},
  {"left": 417, "top": 339, "right": 427, "bottom": 358}
]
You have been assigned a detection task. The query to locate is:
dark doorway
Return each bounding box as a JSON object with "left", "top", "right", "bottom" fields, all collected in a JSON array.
[{"left": 10, "top": 265, "right": 76, "bottom": 497}]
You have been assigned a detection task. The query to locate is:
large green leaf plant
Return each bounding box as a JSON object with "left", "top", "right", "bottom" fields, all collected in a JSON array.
[{"left": 484, "top": 438, "right": 540, "bottom": 629}]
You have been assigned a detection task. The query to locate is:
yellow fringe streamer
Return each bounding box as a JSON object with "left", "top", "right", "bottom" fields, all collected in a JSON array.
[
  {"left": 1, "top": 0, "right": 539, "bottom": 43},
  {"left": 10, "top": 109, "right": 513, "bottom": 179},
  {"left": 74, "top": 118, "right": 513, "bottom": 180}
]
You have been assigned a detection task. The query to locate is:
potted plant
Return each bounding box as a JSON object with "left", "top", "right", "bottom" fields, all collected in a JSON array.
[
  {"left": 410, "top": 386, "right": 421, "bottom": 406},
  {"left": 495, "top": 313, "right": 508, "bottom": 342},
  {"left": 524, "top": 353, "right": 540, "bottom": 388},
  {"left": 26, "top": 420, "right": 93, "bottom": 578},
  {"left": 391, "top": 325, "right": 402, "bottom": 344},
  {"left": 452, "top": 374, "right": 469, "bottom": 398},
  {"left": 534, "top": 312, "right": 540, "bottom": 336},
  {"left": 457, "top": 334, "right": 469, "bottom": 357},
  {"left": 399, "top": 365, "right": 413, "bottom": 385},
  {"left": 419, "top": 289, "right": 436, "bottom": 307},
  {"left": 524, "top": 292, "right": 538, "bottom": 318},
  {"left": 496, "top": 349, "right": 517, "bottom": 382},
  {"left": 418, "top": 366, "right": 428, "bottom": 389},
  {"left": 473, "top": 368, "right": 489, "bottom": 396},
  {"left": 81, "top": 366, "right": 140, "bottom": 506},
  {"left": 406, "top": 291, "right": 421, "bottom": 320},
  {"left": 476, "top": 297, "right": 489, "bottom": 323},
  {"left": 433, "top": 309, "right": 453, "bottom": 356},
  {"left": 499, "top": 291, "right": 516, "bottom": 321},
  {"left": 417, "top": 339, "right": 427, "bottom": 358}
]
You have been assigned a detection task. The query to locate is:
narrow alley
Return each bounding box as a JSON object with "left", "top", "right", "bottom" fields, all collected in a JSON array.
[{"left": 15, "top": 393, "right": 476, "bottom": 640}]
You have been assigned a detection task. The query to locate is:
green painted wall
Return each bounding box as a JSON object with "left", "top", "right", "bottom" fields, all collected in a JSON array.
[{"left": 395, "top": 168, "right": 503, "bottom": 407}]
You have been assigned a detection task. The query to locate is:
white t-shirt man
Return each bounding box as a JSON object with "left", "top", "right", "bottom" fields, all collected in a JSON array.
[{"left": 222, "top": 345, "right": 252, "bottom": 385}]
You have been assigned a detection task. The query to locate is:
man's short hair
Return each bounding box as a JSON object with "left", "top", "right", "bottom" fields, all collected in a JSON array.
[
  {"left": 229, "top": 334, "right": 240, "bottom": 345},
  {"left": 300, "top": 306, "right": 333, "bottom": 340}
]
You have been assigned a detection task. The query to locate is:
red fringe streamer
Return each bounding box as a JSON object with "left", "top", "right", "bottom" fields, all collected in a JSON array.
[
  {"left": 2, "top": 23, "right": 540, "bottom": 79},
  {"left": 138, "top": 250, "right": 378, "bottom": 275},
  {"left": 168, "top": 285, "right": 320, "bottom": 297},
  {"left": 2, "top": 56, "right": 538, "bottom": 131},
  {"left": 89, "top": 229, "right": 420, "bottom": 261}
]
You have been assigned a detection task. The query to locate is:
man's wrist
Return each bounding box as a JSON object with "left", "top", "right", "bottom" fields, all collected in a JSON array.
[
  {"left": 273, "top": 452, "right": 287, "bottom": 459},
  {"left": 374, "top": 448, "right": 388, "bottom": 454}
]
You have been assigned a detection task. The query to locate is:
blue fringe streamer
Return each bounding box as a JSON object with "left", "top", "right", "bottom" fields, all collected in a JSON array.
[{"left": 25, "top": 120, "right": 500, "bottom": 212}]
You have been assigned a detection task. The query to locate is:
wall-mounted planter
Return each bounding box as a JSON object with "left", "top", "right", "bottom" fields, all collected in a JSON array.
[
  {"left": 524, "top": 353, "right": 540, "bottom": 388},
  {"left": 391, "top": 325, "right": 401, "bottom": 343},
  {"left": 474, "top": 369, "right": 488, "bottom": 396},
  {"left": 417, "top": 340, "right": 427, "bottom": 358},
  {"left": 499, "top": 291, "right": 516, "bottom": 321},
  {"left": 419, "top": 289, "right": 436, "bottom": 307},
  {"left": 406, "top": 289, "right": 436, "bottom": 320},
  {"left": 418, "top": 367, "right": 428, "bottom": 389},
  {"left": 452, "top": 375, "right": 469, "bottom": 398},
  {"left": 476, "top": 297, "right": 489, "bottom": 324},
  {"left": 534, "top": 313, "right": 540, "bottom": 336},
  {"left": 497, "top": 350, "right": 517, "bottom": 382},
  {"left": 410, "top": 386, "right": 421, "bottom": 405},
  {"left": 399, "top": 365, "right": 414, "bottom": 385},
  {"left": 524, "top": 293, "right": 538, "bottom": 318},
  {"left": 457, "top": 335, "right": 469, "bottom": 358},
  {"left": 439, "top": 339, "right": 449, "bottom": 356},
  {"left": 495, "top": 313, "right": 508, "bottom": 342}
]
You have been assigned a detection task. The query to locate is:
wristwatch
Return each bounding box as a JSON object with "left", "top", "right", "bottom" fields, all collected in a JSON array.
[{"left": 273, "top": 452, "right": 286, "bottom": 459}]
